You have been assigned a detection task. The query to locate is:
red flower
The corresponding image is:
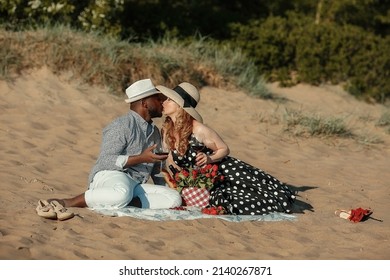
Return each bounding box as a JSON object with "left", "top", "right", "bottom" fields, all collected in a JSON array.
[
  {"left": 174, "top": 164, "right": 224, "bottom": 193},
  {"left": 349, "top": 208, "right": 373, "bottom": 223},
  {"left": 202, "top": 206, "right": 226, "bottom": 215}
]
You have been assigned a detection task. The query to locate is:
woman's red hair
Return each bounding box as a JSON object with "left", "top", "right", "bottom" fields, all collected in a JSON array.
[{"left": 162, "top": 108, "right": 193, "bottom": 156}]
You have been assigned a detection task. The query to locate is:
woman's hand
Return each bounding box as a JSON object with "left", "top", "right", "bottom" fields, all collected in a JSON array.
[{"left": 195, "top": 152, "right": 209, "bottom": 167}]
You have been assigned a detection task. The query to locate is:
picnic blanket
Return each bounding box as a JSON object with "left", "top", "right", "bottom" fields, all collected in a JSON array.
[{"left": 93, "top": 207, "right": 296, "bottom": 222}]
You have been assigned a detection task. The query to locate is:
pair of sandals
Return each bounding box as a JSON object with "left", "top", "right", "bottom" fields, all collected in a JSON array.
[{"left": 36, "top": 199, "right": 74, "bottom": 221}]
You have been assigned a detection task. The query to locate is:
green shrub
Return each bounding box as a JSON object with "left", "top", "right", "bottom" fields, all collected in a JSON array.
[{"left": 231, "top": 14, "right": 390, "bottom": 103}]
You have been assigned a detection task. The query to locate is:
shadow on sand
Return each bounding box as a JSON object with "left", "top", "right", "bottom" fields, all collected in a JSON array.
[{"left": 287, "top": 185, "right": 317, "bottom": 214}]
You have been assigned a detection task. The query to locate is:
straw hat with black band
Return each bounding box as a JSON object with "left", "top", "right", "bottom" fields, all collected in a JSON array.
[{"left": 156, "top": 82, "right": 203, "bottom": 123}]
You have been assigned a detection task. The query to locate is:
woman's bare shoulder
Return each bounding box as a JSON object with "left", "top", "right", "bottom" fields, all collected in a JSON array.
[
  {"left": 193, "top": 120, "right": 221, "bottom": 141},
  {"left": 192, "top": 120, "right": 210, "bottom": 134}
]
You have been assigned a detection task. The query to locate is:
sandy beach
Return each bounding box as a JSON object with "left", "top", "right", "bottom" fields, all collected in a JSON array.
[{"left": 0, "top": 67, "right": 389, "bottom": 260}]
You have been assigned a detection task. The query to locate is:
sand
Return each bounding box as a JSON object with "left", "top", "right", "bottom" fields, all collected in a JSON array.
[{"left": 0, "top": 67, "right": 389, "bottom": 260}]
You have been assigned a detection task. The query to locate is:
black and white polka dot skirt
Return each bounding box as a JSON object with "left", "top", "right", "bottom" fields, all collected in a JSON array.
[{"left": 209, "top": 157, "right": 296, "bottom": 215}]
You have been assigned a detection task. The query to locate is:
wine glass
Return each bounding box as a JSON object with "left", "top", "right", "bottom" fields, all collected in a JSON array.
[
  {"left": 191, "top": 142, "right": 205, "bottom": 153},
  {"left": 191, "top": 142, "right": 205, "bottom": 169},
  {"left": 154, "top": 146, "right": 169, "bottom": 177}
]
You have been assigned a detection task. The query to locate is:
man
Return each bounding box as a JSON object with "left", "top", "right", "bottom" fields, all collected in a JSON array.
[{"left": 44, "top": 79, "right": 182, "bottom": 211}]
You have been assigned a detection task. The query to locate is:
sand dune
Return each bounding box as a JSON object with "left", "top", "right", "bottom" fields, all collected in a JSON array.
[{"left": 0, "top": 67, "right": 389, "bottom": 260}]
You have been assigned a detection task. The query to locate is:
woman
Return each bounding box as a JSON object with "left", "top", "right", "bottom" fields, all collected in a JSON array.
[{"left": 156, "top": 82, "right": 296, "bottom": 215}]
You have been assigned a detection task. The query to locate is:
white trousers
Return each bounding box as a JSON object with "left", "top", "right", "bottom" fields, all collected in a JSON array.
[{"left": 85, "top": 170, "right": 182, "bottom": 209}]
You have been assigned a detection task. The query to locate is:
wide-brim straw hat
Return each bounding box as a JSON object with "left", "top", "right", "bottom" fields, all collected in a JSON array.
[
  {"left": 156, "top": 82, "right": 203, "bottom": 123},
  {"left": 125, "top": 79, "right": 161, "bottom": 103}
]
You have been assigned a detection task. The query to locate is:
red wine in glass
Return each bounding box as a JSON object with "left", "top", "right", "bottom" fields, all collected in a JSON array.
[
  {"left": 191, "top": 143, "right": 205, "bottom": 152},
  {"left": 154, "top": 146, "right": 169, "bottom": 156},
  {"left": 191, "top": 143, "right": 205, "bottom": 170},
  {"left": 154, "top": 147, "right": 169, "bottom": 177}
]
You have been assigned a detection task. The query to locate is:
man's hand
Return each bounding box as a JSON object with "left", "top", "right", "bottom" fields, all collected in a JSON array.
[
  {"left": 125, "top": 144, "right": 169, "bottom": 167},
  {"left": 142, "top": 144, "right": 169, "bottom": 163}
]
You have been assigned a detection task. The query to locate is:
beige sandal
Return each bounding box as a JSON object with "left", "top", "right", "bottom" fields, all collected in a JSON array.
[
  {"left": 36, "top": 200, "right": 57, "bottom": 219},
  {"left": 50, "top": 200, "right": 74, "bottom": 221}
]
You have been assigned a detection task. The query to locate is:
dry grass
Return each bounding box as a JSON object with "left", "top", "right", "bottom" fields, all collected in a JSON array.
[{"left": 0, "top": 25, "right": 270, "bottom": 98}]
